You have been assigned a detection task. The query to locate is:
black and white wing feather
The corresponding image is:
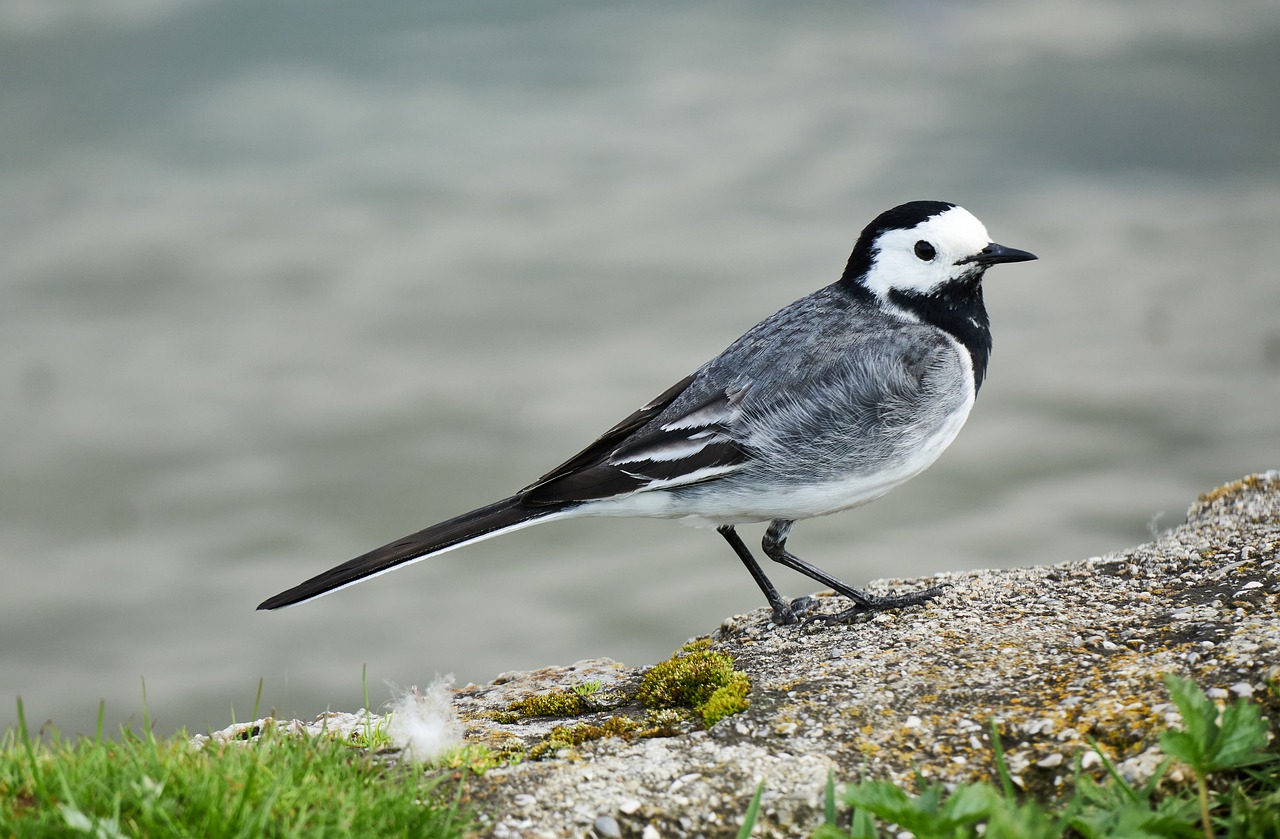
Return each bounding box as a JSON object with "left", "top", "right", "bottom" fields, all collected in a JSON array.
[{"left": 522, "top": 379, "right": 752, "bottom": 504}]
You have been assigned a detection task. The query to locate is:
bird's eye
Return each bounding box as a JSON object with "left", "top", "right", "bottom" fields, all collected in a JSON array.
[{"left": 914, "top": 240, "right": 937, "bottom": 261}]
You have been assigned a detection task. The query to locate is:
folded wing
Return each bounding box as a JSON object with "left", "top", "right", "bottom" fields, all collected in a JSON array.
[{"left": 522, "top": 379, "right": 752, "bottom": 504}]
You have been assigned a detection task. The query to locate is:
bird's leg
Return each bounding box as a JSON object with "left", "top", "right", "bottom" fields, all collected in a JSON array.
[
  {"left": 761, "top": 519, "right": 949, "bottom": 623},
  {"left": 716, "top": 525, "right": 813, "bottom": 625}
]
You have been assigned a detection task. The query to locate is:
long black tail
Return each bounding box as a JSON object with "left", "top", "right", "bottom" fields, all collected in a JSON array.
[{"left": 257, "top": 496, "right": 565, "bottom": 610}]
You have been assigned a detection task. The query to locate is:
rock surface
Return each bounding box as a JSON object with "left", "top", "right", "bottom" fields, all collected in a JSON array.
[{"left": 208, "top": 473, "right": 1280, "bottom": 837}]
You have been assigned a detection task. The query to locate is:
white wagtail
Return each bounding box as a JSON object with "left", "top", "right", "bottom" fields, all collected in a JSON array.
[{"left": 259, "top": 201, "right": 1036, "bottom": 623}]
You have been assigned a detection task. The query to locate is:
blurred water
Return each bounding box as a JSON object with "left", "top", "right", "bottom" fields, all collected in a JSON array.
[{"left": 2, "top": 0, "right": 1278, "bottom": 736}]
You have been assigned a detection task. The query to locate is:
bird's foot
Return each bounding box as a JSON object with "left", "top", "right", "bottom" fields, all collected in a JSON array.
[
  {"left": 808, "top": 583, "right": 951, "bottom": 625},
  {"left": 769, "top": 595, "right": 820, "bottom": 625}
]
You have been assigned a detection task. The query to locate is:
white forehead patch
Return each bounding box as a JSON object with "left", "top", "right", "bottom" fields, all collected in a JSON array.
[{"left": 862, "top": 205, "right": 993, "bottom": 299}]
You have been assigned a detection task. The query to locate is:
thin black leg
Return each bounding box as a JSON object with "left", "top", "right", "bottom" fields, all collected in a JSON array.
[
  {"left": 761, "top": 519, "right": 949, "bottom": 622},
  {"left": 716, "top": 525, "right": 809, "bottom": 625}
]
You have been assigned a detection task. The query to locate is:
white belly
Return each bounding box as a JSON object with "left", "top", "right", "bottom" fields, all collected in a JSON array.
[{"left": 582, "top": 394, "right": 974, "bottom": 527}]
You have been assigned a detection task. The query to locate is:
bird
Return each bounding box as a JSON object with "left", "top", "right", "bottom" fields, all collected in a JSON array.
[{"left": 258, "top": 200, "right": 1036, "bottom": 624}]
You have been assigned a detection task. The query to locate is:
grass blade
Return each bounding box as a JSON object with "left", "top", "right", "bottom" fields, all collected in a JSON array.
[
  {"left": 990, "top": 719, "right": 1017, "bottom": 800},
  {"left": 825, "top": 768, "right": 837, "bottom": 825},
  {"left": 737, "top": 782, "right": 764, "bottom": 838}
]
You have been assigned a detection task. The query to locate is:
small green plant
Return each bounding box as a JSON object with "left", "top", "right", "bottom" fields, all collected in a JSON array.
[
  {"left": 343, "top": 711, "right": 395, "bottom": 751},
  {"left": 836, "top": 779, "right": 1008, "bottom": 838},
  {"left": 1160, "top": 673, "right": 1273, "bottom": 839},
  {"left": 1064, "top": 733, "right": 1196, "bottom": 838},
  {"left": 791, "top": 675, "right": 1278, "bottom": 838}
]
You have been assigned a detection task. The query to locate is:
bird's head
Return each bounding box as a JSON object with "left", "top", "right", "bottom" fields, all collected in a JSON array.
[{"left": 841, "top": 201, "right": 1036, "bottom": 306}]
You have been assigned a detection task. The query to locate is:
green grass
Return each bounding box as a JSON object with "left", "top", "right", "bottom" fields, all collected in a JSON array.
[
  {"left": 0, "top": 696, "right": 471, "bottom": 838},
  {"left": 743, "top": 675, "right": 1280, "bottom": 839}
]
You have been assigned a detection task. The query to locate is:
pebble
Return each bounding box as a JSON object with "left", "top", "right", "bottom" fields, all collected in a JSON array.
[
  {"left": 594, "top": 816, "right": 622, "bottom": 838},
  {"left": 618, "top": 798, "right": 641, "bottom": 815}
]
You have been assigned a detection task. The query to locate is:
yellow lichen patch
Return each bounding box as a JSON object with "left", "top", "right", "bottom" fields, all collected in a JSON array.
[
  {"left": 1197, "top": 475, "right": 1269, "bottom": 506},
  {"left": 824, "top": 632, "right": 1200, "bottom": 799}
]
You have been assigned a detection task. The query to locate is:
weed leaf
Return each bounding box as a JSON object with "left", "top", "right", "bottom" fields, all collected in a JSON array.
[{"left": 1161, "top": 674, "right": 1272, "bottom": 774}]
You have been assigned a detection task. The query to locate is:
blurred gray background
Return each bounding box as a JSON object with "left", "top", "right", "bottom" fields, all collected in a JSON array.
[{"left": 3, "top": 0, "right": 1278, "bottom": 736}]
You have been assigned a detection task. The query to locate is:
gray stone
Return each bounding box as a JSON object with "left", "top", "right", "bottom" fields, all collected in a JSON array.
[{"left": 228, "top": 473, "right": 1280, "bottom": 838}]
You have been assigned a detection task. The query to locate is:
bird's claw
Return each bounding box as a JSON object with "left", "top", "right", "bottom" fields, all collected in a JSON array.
[
  {"left": 770, "top": 595, "right": 821, "bottom": 625},
  {"left": 806, "top": 582, "right": 952, "bottom": 625}
]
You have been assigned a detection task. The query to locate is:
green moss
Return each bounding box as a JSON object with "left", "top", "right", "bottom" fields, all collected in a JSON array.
[
  {"left": 528, "top": 724, "right": 597, "bottom": 760},
  {"left": 700, "top": 672, "right": 751, "bottom": 727},
  {"left": 431, "top": 743, "right": 515, "bottom": 775},
  {"left": 516, "top": 642, "right": 752, "bottom": 762},
  {"left": 522, "top": 645, "right": 754, "bottom": 760},
  {"left": 526, "top": 740, "right": 558, "bottom": 761},
  {"left": 639, "top": 649, "right": 736, "bottom": 709},
  {"left": 528, "top": 716, "right": 642, "bottom": 760},
  {"left": 637, "top": 645, "right": 751, "bottom": 728},
  {"left": 507, "top": 690, "right": 592, "bottom": 718},
  {"left": 507, "top": 681, "right": 621, "bottom": 719},
  {"left": 601, "top": 716, "right": 640, "bottom": 738},
  {"left": 643, "top": 708, "right": 687, "bottom": 733}
]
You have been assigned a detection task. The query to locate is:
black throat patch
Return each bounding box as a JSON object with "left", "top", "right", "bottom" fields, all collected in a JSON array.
[{"left": 887, "top": 274, "right": 992, "bottom": 391}]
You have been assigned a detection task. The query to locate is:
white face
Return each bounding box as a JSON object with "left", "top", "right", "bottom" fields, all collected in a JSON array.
[{"left": 861, "top": 205, "right": 993, "bottom": 299}]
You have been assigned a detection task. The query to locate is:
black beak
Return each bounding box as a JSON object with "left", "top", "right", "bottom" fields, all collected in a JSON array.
[{"left": 961, "top": 243, "right": 1038, "bottom": 266}]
